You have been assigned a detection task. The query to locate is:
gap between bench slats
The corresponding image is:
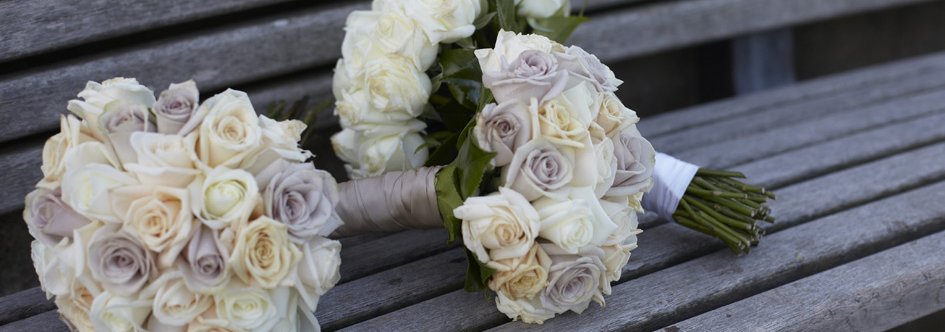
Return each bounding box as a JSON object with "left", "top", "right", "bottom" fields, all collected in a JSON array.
[
  {"left": 666, "top": 229, "right": 945, "bottom": 332},
  {"left": 337, "top": 136, "right": 945, "bottom": 331}
]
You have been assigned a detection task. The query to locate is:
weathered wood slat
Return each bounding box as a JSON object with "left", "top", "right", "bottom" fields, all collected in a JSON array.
[
  {"left": 674, "top": 86, "right": 945, "bottom": 167},
  {"left": 0, "top": 310, "right": 65, "bottom": 331},
  {"left": 578, "top": 0, "right": 932, "bottom": 62},
  {"left": 638, "top": 46, "right": 945, "bottom": 139},
  {"left": 666, "top": 230, "right": 945, "bottom": 332},
  {"left": 341, "top": 141, "right": 945, "bottom": 331},
  {"left": 651, "top": 65, "right": 945, "bottom": 154},
  {"left": 0, "top": 0, "right": 295, "bottom": 62},
  {"left": 0, "top": 288, "right": 53, "bottom": 326},
  {"left": 488, "top": 179, "right": 945, "bottom": 331}
]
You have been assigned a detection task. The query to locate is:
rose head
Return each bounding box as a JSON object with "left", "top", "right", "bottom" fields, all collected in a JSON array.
[
  {"left": 153, "top": 80, "right": 199, "bottom": 135},
  {"left": 608, "top": 128, "right": 656, "bottom": 198},
  {"left": 24, "top": 188, "right": 91, "bottom": 246},
  {"left": 265, "top": 163, "right": 342, "bottom": 243},
  {"left": 178, "top": 225, "right": 230, "bottom": 293},
  {"left": 504, "top": 139, "right": 574, "bottom": 201},
  {"left": 483, "top": 50, "right": 569, "bottom": 105},
  {"left": 474, "top": 101, "right": 535, "bottom": 167},
  {"left": 88, "top": 227, "right": 156, "bottom": 296},
  {"left": 539, "top": 246, "right": 608, "bottom": 314},
  {"left": 456, "top": 187, "right": 541, "bottom": 263}
]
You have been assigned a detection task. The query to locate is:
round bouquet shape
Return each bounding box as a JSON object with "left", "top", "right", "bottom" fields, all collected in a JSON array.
[{"left": 25, "top": 78, "right": 343, "bottom": 331}]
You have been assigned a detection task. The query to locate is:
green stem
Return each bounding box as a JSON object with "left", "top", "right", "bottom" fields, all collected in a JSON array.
[{"left": 697, "top": 168, "right": 747, "bottom": 178}]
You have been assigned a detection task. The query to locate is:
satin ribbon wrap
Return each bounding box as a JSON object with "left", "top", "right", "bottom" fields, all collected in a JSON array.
[
  {"left": 642, "top": 153, "right": 699, "bottom": 222},
  {"left": 332, "top": 166, "right": 444, "bottom": 237}
]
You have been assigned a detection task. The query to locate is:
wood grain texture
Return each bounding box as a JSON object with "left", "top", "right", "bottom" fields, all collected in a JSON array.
[
  {"left": 576, "top": 0, "right": 932, "bottom": 62},
  {"left": 341, "top": 140, "right": 945, "bottom": 331},
  {"left": 489, "top": 178, "right": 945, "bottom": 331},
  {"left": 0, "top": 0, "right": 293, "bottom": 62},
  {"left": 666, "top": 230, "right": 945, "bottom": 332},
  {"left": 0, "top": 288, "right": 54, "bottom": 326},
  {"left": 0, "top": 310, "right": 66, "bottom": 331}
]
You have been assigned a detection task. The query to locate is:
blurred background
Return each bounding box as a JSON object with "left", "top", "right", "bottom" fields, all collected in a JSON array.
[{"left": 2, "top": 0, "right": 945, "bottom": 329}]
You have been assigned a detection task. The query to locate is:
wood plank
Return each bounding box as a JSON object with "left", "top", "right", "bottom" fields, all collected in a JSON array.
[
  {"left": 732, "top": 29, "right": 796, "bottom": 94},
  {"left": 487, "top": 181, "right": 945, "bottom": 331},
  {"left": 0, "top": 0, "right": 294, "bottom": 62},
  {"left": 0, "top": 288, "right": 53, "bottom": 326},
  {"left": 650, "top": 65, "right": 945, "bottom": 154},
  {"left": 577, "top": 0, "right": 932, "bottom": 62},
  {"left": 0, "top": 310, "right": 65, "bottom": 331},
  {"left": 666, "top": 230, "right": 945, "bottom": 332},
  {"left": 341, "top": 141, "right": 945, "bottom": 331},
  {"left": 673, "top": 86, "right": 945, "bottom": 167},
  {"left": 638, "top": 50, "right": 945, "bottom": 138}
]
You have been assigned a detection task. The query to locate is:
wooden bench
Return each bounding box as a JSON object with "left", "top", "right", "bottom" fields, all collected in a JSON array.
[{"left": 2, "top": 0, "right": 944, "bottom": 330}]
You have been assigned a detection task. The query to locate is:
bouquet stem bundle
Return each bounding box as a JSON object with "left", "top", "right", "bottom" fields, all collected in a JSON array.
[{"left": 674, "top": 169, "right": 775, "bottom": 255}]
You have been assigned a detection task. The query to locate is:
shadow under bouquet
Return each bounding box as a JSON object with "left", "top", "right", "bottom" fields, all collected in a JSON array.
[{"left": 322, "top": 0, "right": 775, "bottom": 324}]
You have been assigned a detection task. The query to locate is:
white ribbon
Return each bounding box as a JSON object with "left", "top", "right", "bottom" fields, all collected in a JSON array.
[{"left": 642, "top": 153, "right": 699, "bottom": 222}]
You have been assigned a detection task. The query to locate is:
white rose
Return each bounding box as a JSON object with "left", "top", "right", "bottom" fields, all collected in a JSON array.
[
  {"left": 495, "top": 290, "right": 556, "bottom": 324},
  {"left": 401, "top": 0, "right": 482, "bottom": 44},
  {"left": 596, "top": 92, "right": 639, "bottom": 138},
  {"left": 601, "top": 243, "right": 634, "bottom": 283},
  {"left": 488, "top": 244, "right": 551, "bottom": 300},
  {"left": 515, "top": 0, "right": 569, "bottom": 18},
  {"left": 294, "top": 237, "right": 341, "bottom": 312},
  {"left": 600, "top": 199, "right": 641, "bottom": 246},
  {"left": 342, "top": 9, "right": 438, "bottom": 70},
  {"left": 239, "top": 116, "right": 312, "bottom": 177},
  {"left": 56, "top": 289, "right": 97, "bottom": 332},
  {"left": 197, "top": 89, "right": 263, "bottom": 168},
  {"left": 39, "top": 115, "right": 96, "bottom": 189},
  {"left": 592, "top": 134, "right": 617, "bottom": 198},
  {"left": 66, "top": 77, "right": 156, "bottom": 141},
  {"left": 229, "top": 217, "right": 301, "bottom": 288},
  {"left": 191, "top": 167, "right": 259, "bottom": 229},
  {"left": 33, "top": 223, "right": 99, "bottom": 299},
  {"left": 90, "top": 292, "right": 150, "bottom": 332},
  {"left": 332, "top": 123, "right": 428, "bottom": 178},
  {"left": 455, "top": 187, "right": 541, "bottom": 263},
  {"left": 214, "top": 282, "right": 279, "bottom": 331},
  {"left": 334, "top": 54, "right": 432, "bottom": 126},
  {"left": 61, "top": 164, "right": 138, "bottom": 223},
  {"left": 476, "top": 30, "right": 557, "bottom": 74},
  {"left": 123, "top": 132, "right": 200, "bottom": 188},
  {"left": 534, "top": 187, "right": 618, "bottom": 251},
  {"left": 111, "top": 185, "right": 195, "bottom": 267},
  {"left": 141, "top": 273, "right": 212, "bottom": 327}
]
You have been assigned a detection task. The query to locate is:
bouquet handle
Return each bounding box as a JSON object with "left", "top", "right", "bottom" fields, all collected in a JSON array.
[{"left": 332, "top": 166, "right": 444, "bottom": 237}]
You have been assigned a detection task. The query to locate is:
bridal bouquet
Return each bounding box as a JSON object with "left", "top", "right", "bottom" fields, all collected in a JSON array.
[{"left": 24, "top": 78, "right": 341, "bottom": 331}]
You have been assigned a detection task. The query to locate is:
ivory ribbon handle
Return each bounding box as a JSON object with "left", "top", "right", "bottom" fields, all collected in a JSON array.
[
  {"left": 641, "top": 153, "right": 699, "bottom": 222},
  {"left": 332, "top": 166, "right": 444, "bottom": 237}
]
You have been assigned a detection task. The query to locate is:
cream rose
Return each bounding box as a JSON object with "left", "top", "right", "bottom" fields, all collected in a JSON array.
[
  {"left": 141, "top": 273, "right": 213, "bottom": 327},
  {"left": 488, "top": 244, "right": 551, "bottom": 300},
  {"left": 191, "top": 167, "right": 259, "bottom": 229},
  {"left": 24, "top": 188, "right": 91, "bottom": 246},
  {"left": 229, "top": 217, "right": 301, "bottom": 288},
  {"left": 476, "top": 30, "right": 557, "bottom": 74},
  {"left": 153, "top": 80, "right": 200, "bottom": 135},
  {"left": 495, "top": 291, "right": 556, "bottom": 324},
  {"left": 111, "top": 185, "right": 195, "bottom": 267},
  {"left": 90, "top": 292, "right": 151, "bottom": 332},
  {"left": 539, "top": 245, "right": 609, "bottom": 314},
  {"left": 596, "top": 93, "right": 639, "bottom": 138},
  {"left": 61, "top": 164, "right": 138, "bottom": 223},
  {"left": 515, "top": 0, "right": 569, "bottom": 18},
  {"left": 536, "top": 96, "right": 591, "bottom": 149},
  {"left": 214, "top": 281, "right": 279, "bottom": 330},
  {"left": 400, "top": 0, "right": 482, "bottom": 44},
  {"left": 39, "top": 115, "right": 95, "bottom": 189},
  {"left": 455, "top": 187, "right": 541, "bottom": 263},
  {"left": 124, "top": 132, "right": 200, "bottom": 188},
  {"left": 474, "top": 101, "right": 535, "bottom": 167},
  {"left": 334, "top": 54, "right": 432, "bottom": 125},
  {"left": 197, "top": 89, "right": 263, "bottom": 168},
  {"left": 294, "top": 237, "right": 341, "bottom": 312},
  {"left": 342, "top": 9, "right": 438, "bottom": 70},
  {"left": 66, "top": 77, "right": 156, "bottom": 141}
]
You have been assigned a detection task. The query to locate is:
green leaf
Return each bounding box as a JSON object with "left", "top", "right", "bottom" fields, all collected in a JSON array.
[
  {"left": 528, "top": 15, "right": 590, "bottom": 43},
  {"left": 464, "top": 249, "right": 497, "bottom": 292},
  {"left": 473, "top": 11, "right": 498, "bottom": 30},
  {"left": 493, "top": 0, "right": 527, "bottom": 33},
  {"left": 434, "top": 165, "right": 464, "bottom": 242},
  {"left": 438, "top": 48, "right": 485, "bottom": 110}
]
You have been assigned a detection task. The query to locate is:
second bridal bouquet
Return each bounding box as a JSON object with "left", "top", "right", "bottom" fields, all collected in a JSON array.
[{"left": 25, "top": 78, "right": 342, "bottom": 331}]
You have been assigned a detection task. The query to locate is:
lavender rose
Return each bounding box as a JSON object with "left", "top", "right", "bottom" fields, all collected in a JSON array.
[
  {"left": 558, "top": 46, "right": 623, "bottom": 92},
  {"left": 23, "top": 188, "right": 90, "bottom": 246},
  {"left": 264, "top": 162, "right": 343, "bottom": 243},
  {"left": 483, "top": 50, "right": 569, "bottom": 104},
  {"left": 88, "top": 226, "right": 156, "bottom": 296},
  {"left": 607, "top": 127, "right": 656, "bottom": 198},
  {"left": 178, "top": 225, "right": 230, "bottom": 293},
  {"left": 153, "top": 80, "right": 199, "bottom": 135},
  {"left": 540, "top": 245, "right": 609, "bottom": 314},
  {"left": 474, "top": 101, "right": 534, "bottom": 167},
  {"left": 99, "top": 100, "right": 156, "bottom": 164},
  {"left": 503, "top": 139, "right": 573, "bottom": 201}
]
